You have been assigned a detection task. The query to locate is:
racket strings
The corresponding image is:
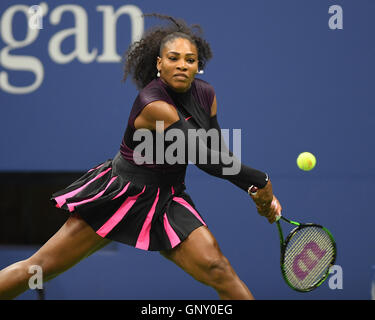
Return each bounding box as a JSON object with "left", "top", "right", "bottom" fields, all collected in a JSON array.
[
  {"left": 285, "top": 233, "right": 332, "bottom": 289},
  {"left": 286, "top": 232, "right": 332, "bottom": 285},
  {"left": 282, "top": 226, "right": 335, "bottom": 291},
  {"left": 285, "top": 229, "right": 333, "bottom": 283},
  {"left": 284, "top": 228, "right": 334, "bottom": 288}
]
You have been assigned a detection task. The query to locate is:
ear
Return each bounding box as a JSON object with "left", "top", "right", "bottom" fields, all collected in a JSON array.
[
  {"left": 156, "top": 56, "right": 162, "bottom": 72},
  {"left": 196, "top": 60, "right": 200, "bottom": 74}
]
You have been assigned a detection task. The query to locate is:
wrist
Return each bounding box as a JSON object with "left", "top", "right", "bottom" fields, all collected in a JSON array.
[
  {"left": 247, "top": 173, "right": 269, "bottom": 195},
  {"left": 248, "top": 185, "right": 258, "bottom": 195}
]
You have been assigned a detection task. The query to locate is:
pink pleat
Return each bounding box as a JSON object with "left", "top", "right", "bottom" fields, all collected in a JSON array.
[
  {"left": 163, "top": 213, "right": 181, "bottom": 248},
  {"left": 112, "top": 181, "right": 131, "bottom": 200},
  {"left": 96, "top": 186, "right": 146, "bottom": 237},
  {"left": 54, "top": 168, "right": 112, "bottom": 208},
  {"left": 172, "top": 196, "right": 206, "bottom": 226},
  {"left": 135, "top": 188, "right": 160, "bottom": 250},
  {"left": 67, "top": 176, "right": 118, "bottom": 212},
  {"left": 87, "top": 163, "right": 105, "bottom": 173}
]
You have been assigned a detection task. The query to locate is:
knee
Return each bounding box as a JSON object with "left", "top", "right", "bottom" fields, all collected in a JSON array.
[
  {"left": 201, "top": 256, "right": 236, "bottom": 288},
  {"left": 7, "top": 259, "right": 25, "bottom": 275},
  {"left": 2, "top": 259, "right": 36, "bottom": 284},
  {"left": 25, "top": 256, "right": 57, "bottom": 282}
]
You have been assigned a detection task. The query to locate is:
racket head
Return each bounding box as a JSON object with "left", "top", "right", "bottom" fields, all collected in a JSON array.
[{"left": 279, "top": 223, "right": 336, "bottom": 292}]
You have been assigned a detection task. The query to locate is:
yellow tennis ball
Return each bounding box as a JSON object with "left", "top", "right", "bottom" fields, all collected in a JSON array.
[{"left": 297, "top": 152, "right": 316, "bottom": 171}]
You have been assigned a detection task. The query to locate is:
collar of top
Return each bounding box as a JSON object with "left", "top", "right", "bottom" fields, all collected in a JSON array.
[{"left": 157, "top": 77, "right": 194, "bottom": 97}]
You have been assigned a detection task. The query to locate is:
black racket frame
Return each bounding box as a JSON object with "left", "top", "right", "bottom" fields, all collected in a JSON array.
[{"left": 276, "top": 216, "right": 337, "bottom": 292}]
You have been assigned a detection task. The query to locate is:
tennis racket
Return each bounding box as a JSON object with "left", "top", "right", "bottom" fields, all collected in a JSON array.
[
  {"left": 248, "top": 185, "right": 337, "bottom": 292},
  {"left": 274, "top": 213, "right": 337, "bottom": 292}
]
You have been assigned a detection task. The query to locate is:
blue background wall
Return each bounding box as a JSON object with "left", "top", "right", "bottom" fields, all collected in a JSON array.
[{"left": 0, "top": 0, "right": 374, "bottom": 299}]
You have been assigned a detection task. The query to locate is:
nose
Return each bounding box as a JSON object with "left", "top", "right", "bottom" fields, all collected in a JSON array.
[{"left": 177, "top": 60, "right": 188, "bottom": 71}]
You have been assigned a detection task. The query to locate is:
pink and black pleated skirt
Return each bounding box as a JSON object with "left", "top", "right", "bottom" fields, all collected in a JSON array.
[{"left": 50, "top": 152, "right": 207, "bottom": 251}]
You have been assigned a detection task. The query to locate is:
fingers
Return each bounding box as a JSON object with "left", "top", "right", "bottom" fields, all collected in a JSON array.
[
  {"left": 265, "top": 196, "right": 282, "bottom": 224},
  {"left": 254, "top": 196, "right": 282, "bottom": 223},
  {"left": 248, "top": 180, "right": 282, "bottom": 224}
]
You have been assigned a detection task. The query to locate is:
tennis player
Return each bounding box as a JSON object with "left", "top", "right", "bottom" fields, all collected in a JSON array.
[{"left": 0, "top": 14, "right": 281, "bottom": 300}]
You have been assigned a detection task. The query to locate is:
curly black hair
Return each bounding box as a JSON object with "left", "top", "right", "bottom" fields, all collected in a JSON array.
[{"left": 122, "top": 13, "right": 213, "bottom": 90}]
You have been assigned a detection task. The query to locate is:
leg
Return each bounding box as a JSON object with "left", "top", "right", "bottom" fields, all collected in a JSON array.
[
  {"left": 160, "top": 226, "right": 254, "bottom": 300},
  {"left": 0, "top": 213, "right": 111, "bottom": 299}
]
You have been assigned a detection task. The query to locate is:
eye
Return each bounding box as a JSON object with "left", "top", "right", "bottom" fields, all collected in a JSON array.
[
  {"left": 168, "top": 56, "right": 177, "bottom": 61},
  {"left": 187, "top": 58, "right": 196, "bottom": 64}
]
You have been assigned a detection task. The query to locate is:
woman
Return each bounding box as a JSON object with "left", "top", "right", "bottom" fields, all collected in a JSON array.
[{"left": 0, "top": 14, "right": 281, "bottom": 300}]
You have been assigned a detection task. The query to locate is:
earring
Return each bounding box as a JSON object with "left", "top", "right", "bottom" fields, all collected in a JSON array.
[
  {"left": 197, "top": 70, "right": 204, "bottom": 75},
  {"left": 157, "top": 71, "right": 161, "bottom": 77}
]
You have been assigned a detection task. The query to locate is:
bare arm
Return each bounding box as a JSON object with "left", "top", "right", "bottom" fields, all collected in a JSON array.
[
  {"left": 133, "top": 97, "right": 281, "bottom": 222},
  {"left": 134, "top": 100, "right": 179, "bottom": 131}
]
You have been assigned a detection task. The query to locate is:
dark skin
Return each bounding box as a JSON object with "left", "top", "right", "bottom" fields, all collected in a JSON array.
[
  {"left": 0, "top": 37, "right": 281, "bottom": 300},
  {"left": 135, "top": 38, "right": 282, "bottom": 299},
  {"left": 0, "top": 213, "right": 111, "bottom": 299}
]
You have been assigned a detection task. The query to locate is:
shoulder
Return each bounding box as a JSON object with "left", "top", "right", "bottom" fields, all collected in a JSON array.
[
  {"left": 138, "top": 79, "right": 176, "bottom": 120},
  {"left": 137, "top": 79, "right": 173, "bottom": 106},
  {"left": 194, "top": 78, "right": 214, "bottom": 90},
  {"left": 142, "top": 100, "right": 177, "bottom": 121},
  {"left": 134, "top": 100, "right": 179, "bottom": 130},
  {"left": 129, "top": 79, "right": 175, "bottom": 129},
  {"left": 193, "top": 78, "right": 215, "bottom": 97},
  {"left": 192, "top": 78, "right": 216, "bottom": 114}
]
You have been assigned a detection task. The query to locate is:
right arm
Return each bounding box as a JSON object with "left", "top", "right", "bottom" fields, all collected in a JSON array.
[
  {"left": 134, "top": 101, "right": 281, "bottom": 222},
  {"left": 135, "top": 100, "right": 267, "bottom": 189}
]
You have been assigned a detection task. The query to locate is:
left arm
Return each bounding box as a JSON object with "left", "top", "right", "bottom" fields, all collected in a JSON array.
[
  {"left": 209, "top": 96, "right": 282, "bottom": 223},
  {"left": 208, "top": 95, "right": 268, "bottom": 188}
]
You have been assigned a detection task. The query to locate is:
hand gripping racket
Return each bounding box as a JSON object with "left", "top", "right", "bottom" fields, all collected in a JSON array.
[{"left": 274, "top": 213, "right": 337, "bottom": 292}]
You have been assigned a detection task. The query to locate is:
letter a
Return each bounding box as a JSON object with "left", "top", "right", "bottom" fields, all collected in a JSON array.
[
  {"left": 328, "top": 5, "right": 343, "bottom": 30},
  {"left": 28, "top": 265, "right": 43, "bottom": 289},
  {"left": 328, "top": 265, "right": 343, "bottom": 289}
]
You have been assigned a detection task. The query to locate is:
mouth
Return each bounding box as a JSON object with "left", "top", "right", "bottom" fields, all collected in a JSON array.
[{"left": 173, "top": 73, "right": 188, "bottom": 79}]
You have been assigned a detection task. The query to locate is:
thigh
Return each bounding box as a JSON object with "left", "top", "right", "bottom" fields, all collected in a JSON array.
[
  {"left": 160, "top": 226, "right": 226, "bottom": 279},
  {"left": 28, "top": 213, "right": 111, "bottom": 279}
]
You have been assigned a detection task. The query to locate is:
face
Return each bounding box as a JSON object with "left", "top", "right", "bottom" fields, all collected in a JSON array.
[{"left": 157, "top": 38, "right": 199, "bottom": 92}]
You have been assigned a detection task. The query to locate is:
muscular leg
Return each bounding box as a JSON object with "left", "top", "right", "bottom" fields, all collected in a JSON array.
[
  {"left": 160, "top": 226, "right": 254, "bottom": 300},
  {"left": 0, "top": 213, "right": 111, "bottom": 299}
]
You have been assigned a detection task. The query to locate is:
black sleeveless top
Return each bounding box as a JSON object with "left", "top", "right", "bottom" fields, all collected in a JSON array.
[
  {"left": 119, "top": 78, "right": 268, "bottom": 191},
  {"left": 120, "top": 78, "right": 215, "bottom": 171}
]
